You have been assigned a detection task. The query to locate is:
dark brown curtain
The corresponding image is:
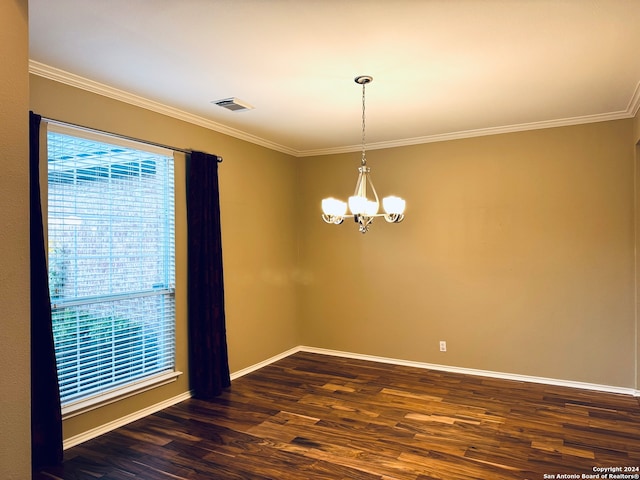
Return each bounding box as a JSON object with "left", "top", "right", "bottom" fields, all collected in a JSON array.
[
  {"left": 186, "top": 151, "right": 230, "bottom": 399},
  {"left": 30, "top": 111, "right": 63, "bottom": 469}
]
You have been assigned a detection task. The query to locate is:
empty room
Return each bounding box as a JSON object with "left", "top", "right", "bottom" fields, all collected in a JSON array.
[{"left": 2, "top": 1, "right": 640, "bottom": 479}]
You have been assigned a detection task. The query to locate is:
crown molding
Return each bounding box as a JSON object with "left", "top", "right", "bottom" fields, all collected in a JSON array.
[
  {"left": 30, "top": 61, "right": 640, "bottom": 159},
  {"left": 627, "top": 81, "right": 640, "bottom": 117},
  {"left": 298, "top": 81, "right": 640, "bottom": 157},
  {"left": 28, "top": 60, "right": 299, "bottom": 157},
  {"left": 297, "top": 110, "right": 636, "bottom": 157}
]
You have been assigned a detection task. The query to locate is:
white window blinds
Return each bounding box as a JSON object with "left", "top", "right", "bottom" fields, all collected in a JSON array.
[{"left": 47, "top": 124, "right": 176, "bottom": 406}]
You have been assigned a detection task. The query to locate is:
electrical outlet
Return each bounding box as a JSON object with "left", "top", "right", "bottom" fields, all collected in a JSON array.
[{"left": 439, "top": 340, "right": 447, "bottom": 352}]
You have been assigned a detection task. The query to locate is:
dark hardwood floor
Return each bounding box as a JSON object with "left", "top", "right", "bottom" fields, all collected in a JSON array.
[{"left": 36, "top": 352, "right": 640, "bottom": 479}]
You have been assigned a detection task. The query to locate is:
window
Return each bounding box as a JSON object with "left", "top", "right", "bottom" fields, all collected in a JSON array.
[{"left": 46, "top": 124, "right": 177, "bottom": 414}]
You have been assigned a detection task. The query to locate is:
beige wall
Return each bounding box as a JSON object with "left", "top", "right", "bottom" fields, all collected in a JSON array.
[
  {"left": 0, "top": 0, "right": 31, "bottom": 477},
  {"left": 30, "top": 75, "right": 301, "bottom": 439},
  {"left": 299, "top": 120, "right": 636, "bottom": 388},
  {"left": 635, "top": 108, "right": 640, "bottom": 391},
  {"left": 25, "top": 68, "right": 640, "bottom": 443},
  {"left": 636, "top": 140, "right": 640, "bottom": 392}
]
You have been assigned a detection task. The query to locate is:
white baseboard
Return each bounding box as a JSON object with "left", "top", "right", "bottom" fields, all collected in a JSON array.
[
  {"left": 230, "top": 346, "right": 301, "bottom": 380},
  {"left": 64, "top": 346, "right": 301, "bottom": 449},
  {"left": 63, "top": 391, "right": 192, "bottom": 450},
  {"left": 296, "top": 345, "right": 640, "bottom": 397},
  {"left": 64, "top": 344, "right": 639, "bottom": 449}
]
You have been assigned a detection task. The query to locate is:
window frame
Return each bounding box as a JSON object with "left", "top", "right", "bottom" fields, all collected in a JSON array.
[{"left": 44, "top": 122, "right": 182, "bottom": 419}]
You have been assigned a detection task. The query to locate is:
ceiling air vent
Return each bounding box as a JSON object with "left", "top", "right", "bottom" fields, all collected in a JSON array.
[{"left": 212, "top": 97, "right": 254, "bottom": 112}]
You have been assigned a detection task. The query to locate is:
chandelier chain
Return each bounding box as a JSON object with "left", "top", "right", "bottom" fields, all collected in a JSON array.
[{"left": 361, "top": 81, "right": 366, "bottom": 166}]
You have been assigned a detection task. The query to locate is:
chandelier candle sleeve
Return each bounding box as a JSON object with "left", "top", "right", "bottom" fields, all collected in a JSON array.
[
  {"left": 322, "top": 198, "right": 347, "bottom": 219},
  {"left": 383, "top": 196, "right": 406, "bottom": 215},
  {"left": 321, "top": 75, "right": 406, "bottom": 234}
]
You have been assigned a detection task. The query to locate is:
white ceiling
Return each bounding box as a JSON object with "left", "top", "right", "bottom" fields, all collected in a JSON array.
[{"left": 28, "top": 0, "right": 640, "bottom": 157}]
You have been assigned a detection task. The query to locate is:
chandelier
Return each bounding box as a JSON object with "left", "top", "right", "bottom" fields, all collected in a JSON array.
[{"left": 321, "top": 76, "right": 406, "bottom": 234}]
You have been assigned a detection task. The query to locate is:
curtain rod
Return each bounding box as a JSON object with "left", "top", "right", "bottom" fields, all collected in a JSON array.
[{"left": 42, "top": 116, "right": 223, "bottom": 163}]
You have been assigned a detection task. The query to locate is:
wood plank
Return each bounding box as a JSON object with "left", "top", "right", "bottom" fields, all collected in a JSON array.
[{"left": 35, "top": 352, "right": 640, "bottom": 479}]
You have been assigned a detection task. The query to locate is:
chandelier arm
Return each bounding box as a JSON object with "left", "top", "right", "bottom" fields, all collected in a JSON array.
[
  {"left": 355, "top": 214, "right": 374, "bottom": 233},
  {"left": 384, "top": 213, "right": 405, "bottom": 223},
  {"left": 352, "top": 167, "right": 366, "bottom": 197},
  {"left": 365, "top": 170, "right": 380, "bottom": 207},
  {"left": 322, "top": 214, "right": 342, "bottom": 225}
]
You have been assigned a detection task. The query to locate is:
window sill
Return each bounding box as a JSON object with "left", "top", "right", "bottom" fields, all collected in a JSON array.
[{"left": 61, "top": 370, "right": 183, "bottom": 420}]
